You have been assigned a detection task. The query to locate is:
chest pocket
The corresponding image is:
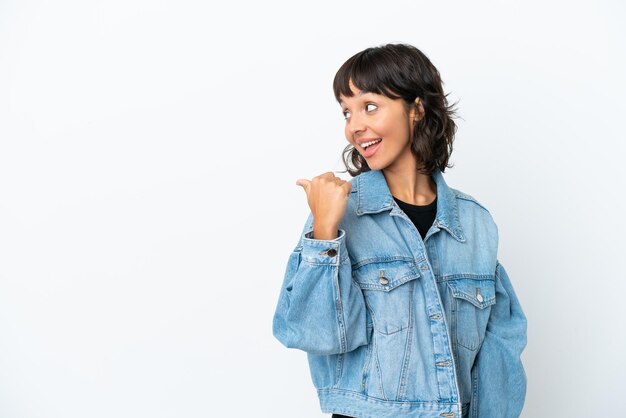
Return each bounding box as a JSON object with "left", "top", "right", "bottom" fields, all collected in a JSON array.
[
  {"left": 352, "top": 258, "right": 420, "bottom": 335},
  {"left": 447, "top": 277, "right": 496, "bottom": 351}
]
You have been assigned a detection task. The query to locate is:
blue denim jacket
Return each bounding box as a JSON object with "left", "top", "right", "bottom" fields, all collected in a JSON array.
[{"left": 272, "top": 168, "right": 527, "bottom": 418}]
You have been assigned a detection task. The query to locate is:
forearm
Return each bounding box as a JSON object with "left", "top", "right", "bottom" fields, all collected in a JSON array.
[
  {"left": 272, "top": 221, "right": 368, "bottom": 355},
  {"left": 470, "top": 261, "right": 528, "bottom": 418}
]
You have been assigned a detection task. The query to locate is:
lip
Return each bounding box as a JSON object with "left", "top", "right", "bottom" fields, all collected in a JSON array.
[{"left": 361, "top": 138, "right": 382, "bottom": 158}]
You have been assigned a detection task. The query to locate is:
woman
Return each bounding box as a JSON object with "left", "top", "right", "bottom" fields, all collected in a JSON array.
[{"left": 272, "top": 43, "right": 527, "bottom": 418}]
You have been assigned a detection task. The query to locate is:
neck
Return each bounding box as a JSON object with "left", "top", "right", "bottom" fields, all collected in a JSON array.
[{"left": 382, "top": 161, "right": 437, "bottom": 206}]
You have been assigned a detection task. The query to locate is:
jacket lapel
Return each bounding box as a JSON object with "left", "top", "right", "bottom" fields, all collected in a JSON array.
[{"left": 355, "top": 168, "right": 465, "bottom": 242}]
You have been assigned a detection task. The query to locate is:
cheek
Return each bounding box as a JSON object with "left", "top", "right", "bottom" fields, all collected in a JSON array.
[
  {"left": 371, "top": 120, "right": 390, "bottom": 138},
  {"left": 381, "top": 117, "right": 409, "bottom": 140}
]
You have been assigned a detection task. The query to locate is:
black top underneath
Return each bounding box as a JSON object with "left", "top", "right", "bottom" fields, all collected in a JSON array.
[{"left": 393, "top": 195, "right": 437, "bottom": 240}]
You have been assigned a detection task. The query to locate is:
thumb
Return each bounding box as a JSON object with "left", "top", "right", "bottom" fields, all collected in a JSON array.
[{"left": 295, "top": 178, "right": 311, "bottom": 194}]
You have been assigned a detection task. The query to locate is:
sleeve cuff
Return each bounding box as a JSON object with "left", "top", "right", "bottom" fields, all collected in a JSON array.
[{"left": 300, "top": 228, "right": 348, "bottom": 265}]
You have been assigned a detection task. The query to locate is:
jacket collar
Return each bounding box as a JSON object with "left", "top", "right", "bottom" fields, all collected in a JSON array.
[{"left": 355, "top": 168, "right": 466, "bottom": 242}]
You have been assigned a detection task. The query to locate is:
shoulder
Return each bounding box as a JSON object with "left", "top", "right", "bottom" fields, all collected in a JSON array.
[
  {"left": 450, "top": 187, "right": 491, "bottom": 213},
  {"left": 450, "top": 186, "right": 499, "bottom": 236}
]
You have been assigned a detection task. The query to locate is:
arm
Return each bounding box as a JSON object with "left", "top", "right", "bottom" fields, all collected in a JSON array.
[
  {"left": 272, "top": 213, "right": 369, "bottom": 355},
  {"left": 470, "top": 260, "right": 528, "bottom": 418}
]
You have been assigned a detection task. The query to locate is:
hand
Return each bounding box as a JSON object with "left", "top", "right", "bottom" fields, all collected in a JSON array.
[{"left": 296, "top": 172, "right": 352, "bottom": 239}]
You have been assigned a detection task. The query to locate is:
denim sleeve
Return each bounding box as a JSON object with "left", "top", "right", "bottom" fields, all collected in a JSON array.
[
  {"left": 470, "top": 260, "right": 528, "bottom": 418},
  {"left": 272, "top": 213, "right": 369, "bottom": 355}
]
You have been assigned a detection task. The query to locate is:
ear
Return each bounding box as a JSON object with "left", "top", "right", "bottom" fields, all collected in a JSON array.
[{"left": 410, "top": 97, "right": 425, "bottom": 124}]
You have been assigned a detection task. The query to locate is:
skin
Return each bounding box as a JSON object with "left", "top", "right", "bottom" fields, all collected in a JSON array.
[{"left": 296, "top": 80, "right": 436, "bottom": 240}]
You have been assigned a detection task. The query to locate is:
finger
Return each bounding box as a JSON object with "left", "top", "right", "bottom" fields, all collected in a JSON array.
[
  {"left": 342, "top": 182, "right": 352, "bottom": 196},
  {"left": 295, "top": 179, "right": 311, "bottom": 192}
]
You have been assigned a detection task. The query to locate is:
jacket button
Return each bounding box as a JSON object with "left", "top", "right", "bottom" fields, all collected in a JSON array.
[
  {"left": 326, "top": 248, "right": 337, "bottom": 257},
  {"left": 476, "top": 288, "right": 484, "bottom": 303},
  {"left": 379, "top": 271, "right": 389, "bottom": 285}
]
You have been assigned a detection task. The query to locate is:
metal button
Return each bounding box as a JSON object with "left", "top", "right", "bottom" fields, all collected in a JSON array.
[
  {"left": 420, "top": 264, "right": 429, "bottom": 270},
  {"left": 476, "top": 287, "right": 483, "bottom": 303},
  {"left": 379, "top": 271, "right": 389, "bottom": 285},
  {"left": 326, "top": 248, "right": 337, "bottom": 257},
  {"left": 435, "top": 361, "right": 451, "bottom": 367}
]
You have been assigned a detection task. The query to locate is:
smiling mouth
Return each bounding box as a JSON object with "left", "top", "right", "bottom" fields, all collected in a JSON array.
[
  {"left": 361, "top": 138, "right": 382, "bottom": 149},
  {"left": 360, "top": 138, "right": 383, "bottom": 158}
]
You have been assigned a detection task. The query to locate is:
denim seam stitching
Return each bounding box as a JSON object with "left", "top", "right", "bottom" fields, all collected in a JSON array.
[
  {"left": 360, "top": 325, "right": 373, "bottom": 392},
  {"left": 352, "top": 256, "right": 416, "bottom": 269},
  {"left": 334, "top": 262, "right": 347, "bottom": 353},
  {"left": 436, "top": 274, "right": 495, "bottom": 282},
  {"left": 396, "top": 292, "right": 413, "bottom": 400},
  {"left": 373, "top": 337, "right": 387, "bottom": 400}
]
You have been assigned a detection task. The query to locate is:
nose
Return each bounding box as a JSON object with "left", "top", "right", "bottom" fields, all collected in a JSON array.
[{"left": 347, "top": 111, "right": 366, "bottom": 138}]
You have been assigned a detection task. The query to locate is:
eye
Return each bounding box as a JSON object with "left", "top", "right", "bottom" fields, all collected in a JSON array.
[
  {"left": 366, "top": 103, "right": 378, "bottom": 112},
  {"left": 342, "top": 110, "right": 351, "bottom": 120}
]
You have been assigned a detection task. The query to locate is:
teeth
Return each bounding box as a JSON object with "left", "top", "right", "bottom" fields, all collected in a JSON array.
[{"left": 362, "top": 138, "right": 382, "bottom": 149}]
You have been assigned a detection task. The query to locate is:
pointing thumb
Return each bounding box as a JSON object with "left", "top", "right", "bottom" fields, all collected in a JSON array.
[{"left": 296, "top": 179, "right": 311, "bottom": 193}]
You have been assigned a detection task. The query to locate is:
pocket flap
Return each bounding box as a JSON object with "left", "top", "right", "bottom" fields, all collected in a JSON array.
[
  {"left": 447, "top": 277, "right": 496, "bottom": 308},
  {"left": 352, "top": 258, "right": 420, "bottom": 292}
]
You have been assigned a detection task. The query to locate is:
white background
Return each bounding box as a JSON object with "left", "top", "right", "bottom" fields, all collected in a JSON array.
[{"left": 1, "top": 1, "right": 625, "bottom": 417}]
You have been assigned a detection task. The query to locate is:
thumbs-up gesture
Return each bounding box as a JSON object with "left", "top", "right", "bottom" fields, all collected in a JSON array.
[{"left": 296, "top": 172, "right": 352, "bottom": 240}]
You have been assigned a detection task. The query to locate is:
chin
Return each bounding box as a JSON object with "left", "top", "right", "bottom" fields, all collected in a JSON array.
[{"left": 365, "top": 160, "right": 386, "bottom": 171}]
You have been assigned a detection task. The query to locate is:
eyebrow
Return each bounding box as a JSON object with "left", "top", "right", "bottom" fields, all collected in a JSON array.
[{"left": 339, "top": 90, "right": 368, "bottom": 107}]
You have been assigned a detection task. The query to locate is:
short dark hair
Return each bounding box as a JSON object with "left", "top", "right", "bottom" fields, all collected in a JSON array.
[{"left": 333, "top": 43, "right": 459, "bottom": 177}]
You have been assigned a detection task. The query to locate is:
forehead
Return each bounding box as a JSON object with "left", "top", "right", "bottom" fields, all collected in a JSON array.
[{"left": 339, "top": 87, "right": 385, "bottom": 106}]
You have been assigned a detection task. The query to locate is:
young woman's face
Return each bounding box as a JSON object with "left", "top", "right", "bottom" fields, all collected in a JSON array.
[{"left": 339, "top": 80, "right": 421, "bottom": 172}]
